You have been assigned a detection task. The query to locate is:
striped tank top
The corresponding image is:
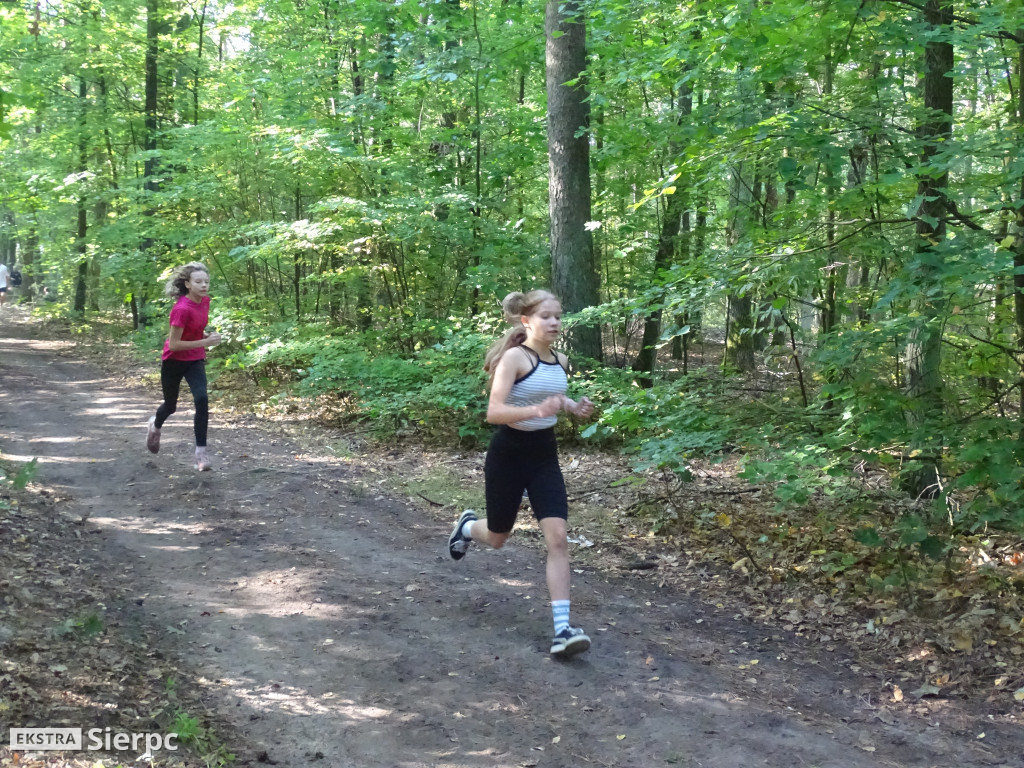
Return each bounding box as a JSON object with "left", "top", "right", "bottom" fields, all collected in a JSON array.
[{"left": 506, "top": 346, "right": 568, "bottom": 431}]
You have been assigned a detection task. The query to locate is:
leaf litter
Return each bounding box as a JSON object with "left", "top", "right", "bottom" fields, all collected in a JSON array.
[{"left": 4, "top": 310, "right": 1021, "bottom": 767}]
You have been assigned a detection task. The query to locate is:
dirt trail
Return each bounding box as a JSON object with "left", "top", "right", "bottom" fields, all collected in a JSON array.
[{"left": 0, "top": 308, "right": 1020, "bottom": 768}]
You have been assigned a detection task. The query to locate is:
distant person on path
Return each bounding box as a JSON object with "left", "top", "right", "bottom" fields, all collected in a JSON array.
[
  {"left": 447, "top": 289, "right": 596, "bottom": 658},
  {"left": 146, "top": 262, "right": 221, "bottom": 471},
  {"left": 0, "top": 263, "right": 9, "bottom": 309}
]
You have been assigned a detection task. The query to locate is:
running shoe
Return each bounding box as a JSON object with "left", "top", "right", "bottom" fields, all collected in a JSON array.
[
  {"left": 448, "top": 509, "right": 477, "bottom": 560},
  {"left": 195, "top": 448, "right": 211, "bottom": 472},
  {"left": 146, "top": 417, "right": 161, "bottom": 454},
  {"left": 550, "top": 626, "right": 591, "bottom": 658}
]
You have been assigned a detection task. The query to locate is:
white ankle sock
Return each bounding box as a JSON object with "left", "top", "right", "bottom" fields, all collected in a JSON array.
[{"left": 552, "top": 600, "right": 570, "bottom": 634}]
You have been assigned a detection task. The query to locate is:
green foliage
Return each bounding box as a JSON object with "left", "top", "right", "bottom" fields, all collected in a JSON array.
[
  {"left": 168, "top": 710, "right": 235, "bottom": 768},
  {"left": 217, "top": 315, "right": 492, "bottom": 443},
  {"left": 0, "top": 458, "right": 38, "bottom": 494},
  {"left": 581, "top": 369, "right": 734, "bottom": 476},
  {"left": 50, "top": 611, "right": 106, "bottom": 640},
  {"left": 740, "top": 443, "right": 853, "bottom": 510},
  {"left": 169, "top": 711, "right": 202, "bottom": 745},
  {"left": 6, "top": 0, "right": 1024, "bottom": 585},
  {"left": 948, "top": 421, "right": 1024, "bottom": 534},
  {"left": 160, "top": 680, "right": 235, "bottom": 768}
]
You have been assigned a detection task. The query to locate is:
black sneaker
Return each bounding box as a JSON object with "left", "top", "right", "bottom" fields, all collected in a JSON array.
[
  {"left": 448, "top": 510, "right": 478, "bottom": 561},
  {"left": 550, "top": 626, "right": 591, "bottom": 658}
]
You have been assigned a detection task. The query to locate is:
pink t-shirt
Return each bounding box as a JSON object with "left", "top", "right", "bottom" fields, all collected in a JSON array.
[{"left": 162, "top": 294, "right": 210, "bottom": 362}]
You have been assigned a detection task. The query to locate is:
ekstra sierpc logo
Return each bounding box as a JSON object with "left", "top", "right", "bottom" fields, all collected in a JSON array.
[
  {"left": 9, "top": 729, "right": 82, "bottom": 750},
  {"left": 9, "top": 728, "right": 179, "bottom": 753}
]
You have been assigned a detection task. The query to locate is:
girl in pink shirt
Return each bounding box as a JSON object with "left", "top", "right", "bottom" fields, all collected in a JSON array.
[{"left": 146, "top": 262, "right": 222, "bottom": 471}]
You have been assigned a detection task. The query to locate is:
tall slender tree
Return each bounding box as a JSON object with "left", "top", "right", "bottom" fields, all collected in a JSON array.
[
  {"left": 632, "top": 62, "right": 695, "bottom": 386},
  {"left": 724, "top": 68, "right": 757, "bottom": 373}
]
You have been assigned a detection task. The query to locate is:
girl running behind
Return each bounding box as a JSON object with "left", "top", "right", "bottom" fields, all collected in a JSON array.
[
  {"left": 146, "top": 262, "right": 222, "bottom": 471},
  {"left": 448, "top": 289, "right": 595, "bottom": 658}
]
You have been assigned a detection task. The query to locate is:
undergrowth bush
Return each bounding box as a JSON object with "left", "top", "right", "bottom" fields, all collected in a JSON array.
[
  {"left": 214, "top": 314, "right": 492, "bottom": 443},
  {"left": 579, "top": 368, "right": 736, "bottom": 476},
  {"left": 125, "top": 301, "right": 1024, "bottom": 544}
]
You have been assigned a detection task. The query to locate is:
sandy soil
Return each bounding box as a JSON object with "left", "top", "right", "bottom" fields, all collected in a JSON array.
[{"left": 1, "top": 306, "right": 1021, "bottom": 768}]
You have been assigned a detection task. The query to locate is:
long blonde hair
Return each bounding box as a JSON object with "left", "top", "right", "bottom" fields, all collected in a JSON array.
[
  {"left": 483, "top": 290, "right": 558, "bottom": 378},
  {"left": 164, "top": 262, "right": 209, "bottom": 297}
]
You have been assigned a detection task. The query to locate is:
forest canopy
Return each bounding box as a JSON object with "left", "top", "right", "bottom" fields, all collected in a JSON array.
[{"left": 2, "top": 0, "right": 1024, "bottom": 547}]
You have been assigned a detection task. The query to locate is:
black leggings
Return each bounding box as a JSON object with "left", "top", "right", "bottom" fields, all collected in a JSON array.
[
  {"left": 155, "top": 359, "right": 208, "bottom": 447},
  {"left": 484, "top": 426, "right": 568, "bottom": 534}
]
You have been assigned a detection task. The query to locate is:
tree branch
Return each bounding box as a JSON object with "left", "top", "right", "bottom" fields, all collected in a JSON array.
[{"left": 965, "top": 330, "right": 1023, "bottom": 362}]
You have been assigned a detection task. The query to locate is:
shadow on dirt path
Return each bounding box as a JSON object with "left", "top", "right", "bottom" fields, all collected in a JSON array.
[{"left": 1, "top": 307, "right": 1020, "bottom": 768}]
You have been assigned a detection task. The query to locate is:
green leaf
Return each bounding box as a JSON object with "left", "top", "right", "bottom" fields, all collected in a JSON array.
[
  {"left": 918, "top": 536, "right": 946, "bottom": 560},
  {"left": 853, "top": 526, "right": 884, "bottom": 548}
]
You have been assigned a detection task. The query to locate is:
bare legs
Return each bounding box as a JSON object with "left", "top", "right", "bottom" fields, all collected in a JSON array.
[{"left": 467, "top": 517, "right": 570, "bottom": 602}]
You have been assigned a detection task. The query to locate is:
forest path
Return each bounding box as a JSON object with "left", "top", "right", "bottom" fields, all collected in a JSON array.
[{"left": 0, "top": 307, "right": 1018, "bottom": 768}]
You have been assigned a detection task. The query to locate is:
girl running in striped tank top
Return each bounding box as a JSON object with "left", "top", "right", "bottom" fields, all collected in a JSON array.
[{"left": 447, "top": 290, "right": 595, "bottom": 658}]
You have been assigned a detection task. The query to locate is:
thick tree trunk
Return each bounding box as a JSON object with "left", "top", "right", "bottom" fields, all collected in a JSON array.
[
  {"left": 144, "top": 0, "right": 159, "bottom": 193},
  {"left": 138, "top": 0, "right": 160, "bottom": 328},
  {"left": 1012, "top": 29, "right": 1024, "bottom": 437},
  {"left": 821, "top": 48, "right": 840, "bottom": 337},
  {"left": 903, "top": 0, "right": 954, "bottom": 497},
  {"left": 545, "top": 0, "right": 601, "bottom": 361}
]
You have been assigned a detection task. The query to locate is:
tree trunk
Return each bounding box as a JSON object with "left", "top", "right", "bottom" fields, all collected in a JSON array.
[
  {"left": 193, "top": 0, "right": 208, "bottom": 125},
  {"left": 903, "top": 0, "right": 954, "bottom": 497},
  {"left": 820, "top": 47, "right": 840, "bottom": 337},
  {"left": 632, "top": 190, "right": 686, "bottom": 386},
  {"left": 633, "top": 63, "right": 695, "bottom": 386},
  {"left": 138, "top": 0, "right": 161, "bottom": 328},
  {"left": 294, "top": 186, "right": 302, "bottom": 320},
  {"left": 545, "top": 0, "right": 601, "bottom": 360},
  {"left": 73, "top": 77, "right": 88, "bottom": 314},
  {"left": 724, "top": 70, "right": 757, "bottom": 372},
  {"left": 22, "top": 217, "right": 38, "bottom": 302},
  {"left": 845, "top": 143, "right": 870, "bottom": 325},
  {"left": 144, "top": 0, "right": 159, "bottom": 193},
  {"left": 724, "top": 169, "right": 755, "bottom": 372},
  {"left": 1012, "top": 28, "right": 1024, "bottom": 439}
]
